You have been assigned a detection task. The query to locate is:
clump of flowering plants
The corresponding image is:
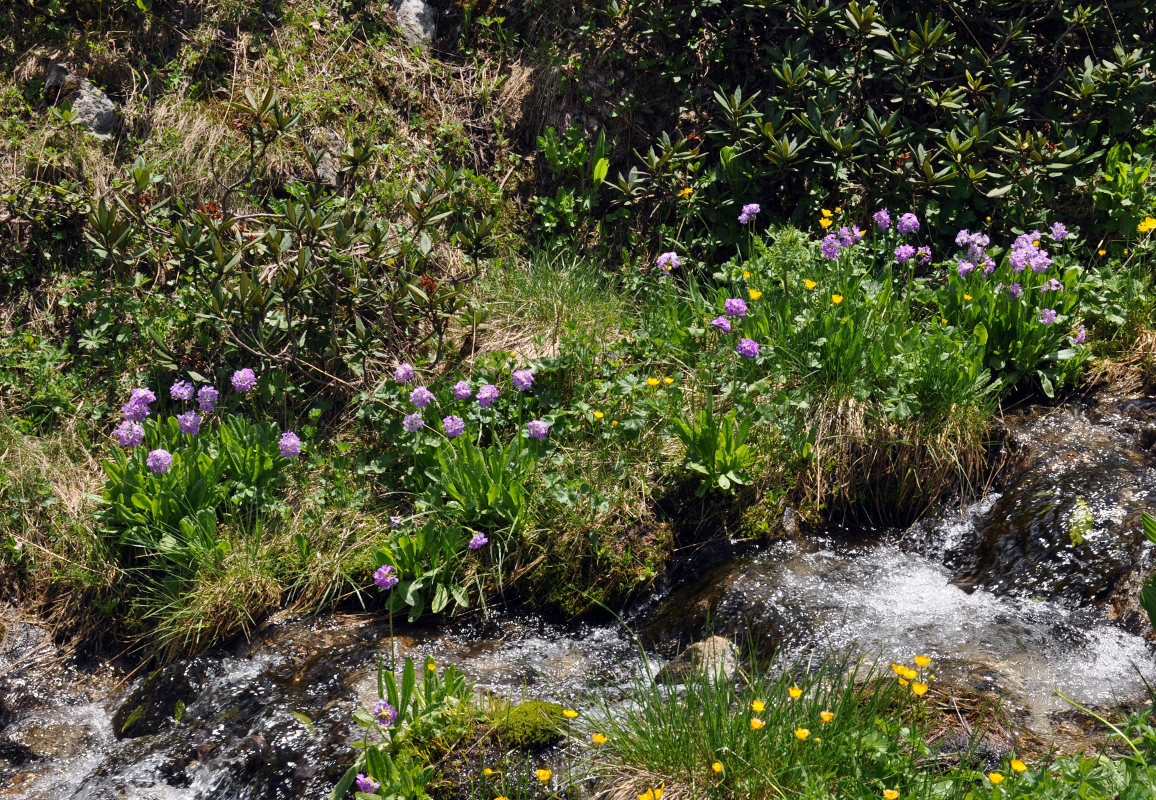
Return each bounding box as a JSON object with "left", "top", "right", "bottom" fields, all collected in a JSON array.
[{"left": 98, "top": 370, "right": 303, "bottom": 615}]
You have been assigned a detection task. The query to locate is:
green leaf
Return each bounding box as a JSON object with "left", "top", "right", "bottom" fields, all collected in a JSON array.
[{"left": 1143, "top": 512, "right": 1156, "bottom": 545}]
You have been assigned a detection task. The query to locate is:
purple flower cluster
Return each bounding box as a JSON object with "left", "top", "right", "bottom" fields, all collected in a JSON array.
[
  {"left": 1040, "top": 308, "right": 1057, "bottom": 326},
  {"left": 954, "top": 229, "right": 991, "bottom": 263},
  {"left": 231, "top": 368, "right": 258, "bottom": 393},
  {"left": 1009, "top": 231, "right": 1052, "bottom": 274},
  {"left": 1050, "top": 221, "right": 1070, "bottom": 241},
  {"left": 512, "top": 369, "right": 534, "bottom": 391},
  {"left": 177, "top": 411, "right": 201, "bottom": 436},
  {"left": 956, "top": 260, "right": 975, "bottom": 278},
  {"left": 821, "top": 234, "right": 842, "bottom": 260},
  {"left": 402, "top": 412, "right": 424, "bottom": 433},
  {"left": 453, "top": 380, "right": 473, "bottom": 400},
  {"left": 113, "top": 421, "right": 145, "bottom": 448},
  {"left": 356, "top": 775, "right": 382, "bottom": 793},
  {"left": 374, "top": 565, "right": 399, "bottom": 591},
  {"left": 897, "top": 212, "right": 920, "bottom": 235},
  {"left": 373, "top": 698, "right": 398, "bottom": 726},
  {"left": 171, "top": 380, "right": 194, "bottom": 401},
  {"left": 394, "top": 363, "right": 415, "bottom": 384},
  {"left": 410, "top": 386, "right": 434, "bottom": 408},
  {"left": 527, "top": 420, "right": 550, "bottom": 440},
  {"left": 838, "top": 226, "right": 864, "bottom": 247},
  {"left": 197, "top": 385, "right": 219, "bottom": 413},
  {"left": 146, "top": 448, "right": 173, "bottom": 474},
  {"left": 917, "top": 246, "right": 932, "bottom": 265},
  {"left": 1008, "top": 283, "right": 1023, "bottom": 299},
  {"left": 1041, "top": 278, "right": 1064, "bottom": 293},
  {"left": 711, "top": 315, "right": 732, "bottom": 334},
  {"left": 736, "top": 338, "right": 759, "bottom": 359},
  {"left": 656, "top": 252, "right": 680, "bottom": 273},
  {"left": 477, "top": 384, "right": 499, "bottom": 407},
  {"left": 1073, "top": 325, "right": 1087, "bottom": 345},
  {"left": 723, "top": 298, "right": 748, "bottom": 318},
  {"left": 279, "top": 431, "right": 302, "bottom": 458},
  {"left": 468, "top": 532, "right": 489, "bottom": 550},
  {"left": 738, "top": 203, "right": 761, "bottom": 225},
  {"left": 874, "top": 208, "right": 891, "bottom": 231},
  {"left": 122, "top": 387, "right": 157, "bottom": 422},
  {"left": 895, "top": 244, "right": 916, "bottom": 264},
  {"left": 442, "top": 415, "right": 465, "bottom": 439}
]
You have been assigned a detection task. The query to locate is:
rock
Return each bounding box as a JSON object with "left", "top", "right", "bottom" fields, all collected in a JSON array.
[
  {"left": 44, "top": 63, "right": 120, "bottom": 138},
  {"left": 313, "top": 130, "right": 344, "bottom": 186},
  {"left": 392, "top": 0, "right": 436, "bottom": 45},
  {"left": 654, "top": 636, "right": 737, "bottom": 684}
]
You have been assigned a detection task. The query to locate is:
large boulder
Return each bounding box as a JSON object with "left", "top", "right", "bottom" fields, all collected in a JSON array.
[
  {"left": 44, "top": 63, "right": 120, "bottom": 138},
  {"left": 654, "top": 636, "right": 737, "bottom": 684}
]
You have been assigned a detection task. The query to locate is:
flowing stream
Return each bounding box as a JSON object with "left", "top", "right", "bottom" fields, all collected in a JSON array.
[{"left": 2, "top": 395, "right": 1154, "bottom": 798}]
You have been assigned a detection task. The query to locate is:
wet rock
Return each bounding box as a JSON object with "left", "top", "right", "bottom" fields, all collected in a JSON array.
[
  {"left": 392, "top": 0, "right": 436, "bottom": 45},
  {"left": 44, "top": 63, "right": 120, "bottom": 138},
  {"left": 111, "top": 657, "right": 219, "bottom": 739},
  {"left": 655, "top": 636, "right": 737, "bottom": 684}
]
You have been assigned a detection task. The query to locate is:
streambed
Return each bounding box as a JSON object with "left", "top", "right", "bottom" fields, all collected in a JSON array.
[{"left": 1, "top": 395, "right": 1154, "bottom": 798}]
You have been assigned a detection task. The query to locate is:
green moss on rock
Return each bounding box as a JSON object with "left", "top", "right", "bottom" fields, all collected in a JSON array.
[{"left": 488, "top": 700, "right": 564, "bottom": 750}]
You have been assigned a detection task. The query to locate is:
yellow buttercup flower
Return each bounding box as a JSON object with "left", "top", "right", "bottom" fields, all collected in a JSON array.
[
  {"left": 805, "top": 279, "right": 817, "bottom": 290},
  {"left": 821, "top": 208, "right": 833, "bottom": 217},
  {"left": 647, "top": 377, "right": 660, "bottom": 387},
  {"left": 611, "top": 420, "right": 619, "bottom": 426},
  {"left": 749, "top": 289, "right": 762, "bottom": 300},
  {"left": 711, "top": 761, "right": 723, "bottom": 774},
  {"left": 820, "top": 710, "right": 834, "bottom": 722},
  {"left": 563, "top": 709, "right": 578, "bottom": 718},
  {"left": 427, "top": 662, "right": 436, "bottom": 671},
  {"left": 819, "top": 217, "right": 833, "bottom": 229},
  {"left": 963, "top": 294, "right": 972, "bottom": 301},
  {"left": 914, "top": 655, "right": 931, "bottom": 667},
  {"left": 663, "top": 377, "right": 674, "bottom": 384},
  {"left": 988, "top": 772, "right": 1004, "bottom": 785},
  {"left": 794, "top": 727, "right": 810, "bottom": 740},
  {"left": 1010, "top": 759, "right": 1027, "bottom": 773},
  {"left": 911, "top": 681, "right": 928, "bottom": 697},
  {"left": 941, "top": 317, "right": 948, "bottom": 325},
  {"left": 592, "top": 733, "right": 608, "bottom": 745},
  {"left": 986, "top": 216, "right": 992, "bottom": 222},
  {"left": 593, "top": 411, "right": 604, "bottom": 419},
  {"left": 831, "top": 294, "right": 843, "bottom": 304},
  {"left": 1098, "top": 249, "right": 1107, "bottom": 256},
  {"left": 752, "top": 700, "right": 765, "bottom": 712},
  {"left": 536, "top": 769, "right": 552, "bottom": 783},
  {"left": 678, "top": 187, "right": 694, "bottom": 199},
  {"left": 637, "top": 785, "right": 664, "bottom": 800},
  {"left": 743, "top": 270, "right": 752, "bottom": 279},
  {"left": 898, "top": 678, "right": 909, "bottom": 686},
  {"left": 750, "top": 717, "right": 765, "bottom": 730},
  {"left": 834, "top": 206, "right": 842, "bottom": 212},
  {"left": 483, "top": 768, "right": 493, "bottom": 776},
  {"left": 901, "top": 667, "right": 918, "bottom": 680},
  {"left": 1138, "top": 216, "right": 1156, "bottom": 233},
  {"left": 496, "top": 796, "right": 509, "bottom": 800},
  {"left": 788, "top": 685, "right": 803, "bottom": 699},
  {"left": 884, "top": 791, "right": 900, "bottom": 800}
]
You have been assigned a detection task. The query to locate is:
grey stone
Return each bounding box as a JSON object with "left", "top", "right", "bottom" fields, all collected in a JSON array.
[
  {"left": 45, "top": 63, "right": 120, "bottom": 138},
  {"left": 654, "top": 635, "right": 737, "bottom": 684},
  {"left": 392, "top": 0, "right": 435, "bottom": 45}
]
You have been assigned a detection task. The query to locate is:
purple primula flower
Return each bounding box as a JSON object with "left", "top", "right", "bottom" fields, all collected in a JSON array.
[
  {"left": 130, "top": 387, "right": 157, "bottom": 406},
  {"left": 981, "top": 256, "right": 996, "bottom": 277},
  {"left": 177, "top": 411, "right": 201, "bottom": 436},
  {"left": 171, "top": 380, "right": 194, "bottom": 401},
  {"left": 736, "top": 338, "right": 759, "bottom": 359},
  {"left": 122, "top": 400, "right": 151, "bottom": 422},
  {"left": 394, "top": 363, "right": 415, "bottom": 384},
  {"left": 410, "top": 386, "right": 434, "bottom": 408},
  {"left": 452, "top": 380, "right": 472, "bottom": 400},
  {"left": 1009, "top": 283, "right": 1023, "bottom": 299},
  {"left": 656, "top": 252, "right": 680, "bottom": 273},
  {"left": 1073, "top": 325, "right": 1087, "bottom": 345},
  {"left": 373, "top": 565, "right": 399, "bottom": 592},
  {"left": 897, "top": 212, "right": 920, "bottom": 235},
  {"left": 738, "top": 203, "right": 761, "bottom": 225},
  {"left": 711, "top": 315, "right": 732, "bottom": 334},
  {"left": 1050, "top": 221, "right": 1070, "bottom": 241},
  {"left": 820, "top": 233, "right": 842, "bottom": 260},
  {"left": 146, "top": 449, "right": 173, "bottom": 474},
  {"left": 917, "top": 246, "right": 932, "bottom": 264},
  {"left": 1040, "top": 308, "right": 1057, "bottom": 326},
  {"left": 468, "top": 532, "right": 489, "bottom": 550},
  {"left": 231, "top": 369, "right": 257, "bottom": 392},
  {"left": 955, "top": 229, "right": 971, "bottom": 247},
  {"left": 874, "top": 208, "right": 891, "bottom": 231},
  {"left": 373, "top": 699, "right": 397, "bottom": 726},
  {"left": 279, "top": 431, "right": 302, "bottom": 458},
  {"left": 196, "top": 385, "right": 219, "bottom": 413},
  {"left": 895, "top": 244, "right": 916, "bottom": 264},
  {"left": 390, "top": 515, "right": 403, "bottom": 528},
  {"left": 957, "top": 260, "right": 975, "bottom": 278},
  {"left": 113, "top": 421, "right": 145, "bottom": 448},
  {"left": 723, "top": 298, "right": 748, "bottom": 318},
  {"left": 477, "top": 384, "right": 499, "bottom": 408},
  {"left": 442, "top": 415, "right": 465, "bottom": 439},
  {"left": 837, "top": 226, "right": 864, "bottom": 247},
  {"left": 356, "top": 775, "right": 382, "bottom": 793},
  {"left": 1041, "top": 278, "right": 1064, "bottom": 292},
  {"left": 527, "top": 419, "right": 550, "bottom": 440},
  {"left": 402, "top": 412, "right": 424, "bottom": 433},
  {"left": 512, "top": 369, "right": 534, "bottom": 391}
]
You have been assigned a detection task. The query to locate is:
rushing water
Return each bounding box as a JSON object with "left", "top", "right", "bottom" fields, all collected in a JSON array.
[{"left": 2, "top": 397, "right": 1154, "bottom": 797}]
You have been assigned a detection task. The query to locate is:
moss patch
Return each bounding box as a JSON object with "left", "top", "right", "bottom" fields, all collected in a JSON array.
[{"left": 487, "top": 700, "right": 564, "bottom": 750}]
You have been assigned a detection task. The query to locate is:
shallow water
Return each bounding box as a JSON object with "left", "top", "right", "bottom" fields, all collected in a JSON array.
[{"left": 2, "top": 397, "right": 1154, "bottom": 797}]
